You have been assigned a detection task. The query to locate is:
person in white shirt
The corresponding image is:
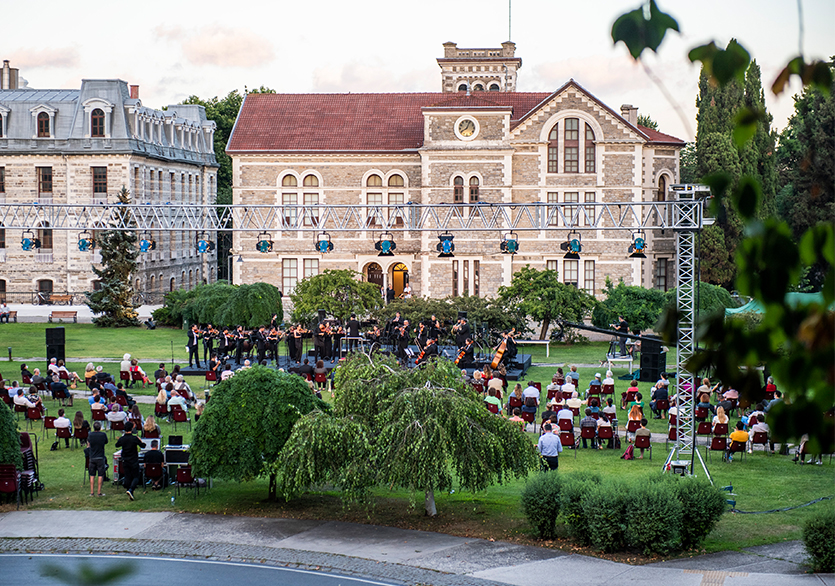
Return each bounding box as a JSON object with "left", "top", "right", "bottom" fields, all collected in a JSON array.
[
  {"left": 173, "top": 375, "right": 193, "bottom": 402},
  {"left": 167, "top": 390, "right": 188, "bottom": 412},
  {"left": 561, "top": 379, "right": 576, "bottom": 396},
  {"left": 220, "top": 364, "right": 234, "bottom": 381},
  {"left": 546, "top": 377, "right": 561, "bottom": 395},
  {"left": 105, "top": 404, "right": 128, "bottom": 429},
  {"left": 47, "top": 358, "right": 60, "bottom": 376},
  {"left": 557, "top": 404, "right": 574, "bottom": 422},
  {"left": 14, "top": 387, "right": 42, "bottom": 411},
  {"left": 521, "top": 382, "right": 540, "bottom": 415},
  {"left": 120, "top": 353, "right": 132, "bottom": 375},
  {"left": 602, "top": 370, "right": 615, "bottom": 386},
  {"left": 54, "top": 408, "right": 72, "bottom": 448},
  {"left": 0, "top": 303, "right": 10, "bottom": 323}
]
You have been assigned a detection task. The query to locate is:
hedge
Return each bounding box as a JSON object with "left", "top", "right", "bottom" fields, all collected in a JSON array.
[
  {"left": 520, "top": 471, "right": 564, "bottom": 539},
  {"left": 802, "top": 503, "right": 835, "bottom": 572}
]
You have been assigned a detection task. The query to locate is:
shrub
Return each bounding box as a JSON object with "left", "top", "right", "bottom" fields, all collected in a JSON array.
[
  {"left": 668, "top": 476, "right": 728, "bottom": 549},
  {"left": 626, "top": 479, "right": 683, "bottom": 555},
  {"left": 583, "top": 480, "right": 629, "bottom": 552},
  {"left": 802, "top": 504, "right": 835, "bottom": 572},
  {"left": 560, "top": 472, "right": 602, "bottom": 545},
  {"left": 521, "top": 471, "right": 564, "bottom": 539},
  {"left": 0, "top": 402, "right": 23, "bottom": 470}
]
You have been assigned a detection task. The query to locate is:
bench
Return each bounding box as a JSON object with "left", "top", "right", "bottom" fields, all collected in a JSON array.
[
  {"left": 49, "top": 310, "right": 78, "bottom": 323},
  {"left": 4, "top": 311, "right": 17, "bottom": 323},
  {"left": 516, "top": 339, "right": 551, "bottom": 358},
  {"left": 49, "top": 294, "right": 73, "bottom": 305}
]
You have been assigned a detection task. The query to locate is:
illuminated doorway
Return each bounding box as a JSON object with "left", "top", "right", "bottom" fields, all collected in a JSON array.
[{"left": 390, "top": 263, "right": 409, "bottom": 298}]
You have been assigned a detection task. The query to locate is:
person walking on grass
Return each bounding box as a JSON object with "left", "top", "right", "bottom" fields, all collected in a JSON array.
[
  {"left": 87, "top": 421, "right": 108, "bottom": 497},
  {"left": 115, "top": 421, "right": 143, "bottom": 501}
]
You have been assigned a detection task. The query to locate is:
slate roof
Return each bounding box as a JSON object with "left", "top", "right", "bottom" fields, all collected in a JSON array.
[{"left": 0, "top": 89, "right": 80, "bottom": 102}]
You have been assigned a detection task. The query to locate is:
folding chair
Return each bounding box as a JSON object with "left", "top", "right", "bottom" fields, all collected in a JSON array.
[
  {"left": 119, "top": 371, "right": 131, "bottom": 385},
  {"left": 131, "top": 371, "right": 146, "bottom": 387},
  {"left": 109, "top": 419, "right": 125, "bottom": 438},
  {"left": 171, "top": 406, "right": 191, "bottom": 431},
  {"left": 634, "top": 434, "right": 652, "bottom": 459},
  {"left": 175, "top": 465, "right": 199, "bottom": 497},
  {"left": 696, "top": 421, "right": 713, "bottom": 445},
  {"left": 314, "top": 372, "right": 329, "bottom": 391},
  {"left": 26, "top": 407, "right": 43, "bottom": 430},
  {"left": 705, "top": 435, "right": 727, "bottom": 462},
  {"left": 694, "top": 406, "right": 709, "bottom": 421},
  {"left": 72, "top": 427, "right": 88, "bottom": 449},
  {"left": 579, "top": 426, "right": 597, "bottom": 449},
  {"left": 204, "top": 370, "right": 217, "bottom": 389},
  {"left": 626, "top": 419, "right": 641, "bottom": 435},
  {"left": 726, "top": 440, "right": 747, "bottom": 462},
  {"left": 91, "top": 409, "right": 107, "bottom": 425},
  {"left": 559, "top": 431, "right": 577, "bottom": 458},
  {"left": 143, "top": 462, "right": 166, "bottom": 492},
  {"left": 55, "top": 427, "right": 71, "bottom": 449},
  {"left": 0, "top": 464, "right": 23, "bottom": 509},
  {"left": 485, "top": 401, "right": 499, "bottom": 414},
  {"left": 601, "top": 384, "right": 614, "bottom": 398},
  {"left": 750, "top": 431, "right": 771, "bottom": 454},
  {"left": 654, "top": 399, "right": 670, "bottom": 418},
  {"left": 115, "top": 395, "right": 128, "bottom": 407},
  {"left": 713, "top": 422, "right": 729, "bottom": 437},
  {"left": 665, "top": 426, "right": 677, "bottom": 449},
  {"left": 597, "top": 425, "right": 614, "bottom": 448},
  {"left": 154, "top": 402, "right": 168, "bottom": 420},
  {"left": 558, "top": 418, "right": 573, "bottom": 432},
  {"left": 508, "top": 395, "right": 523, "bottom": 413},
  {"left": 43, "top": 416, "right": 56, "bottom": 437}
]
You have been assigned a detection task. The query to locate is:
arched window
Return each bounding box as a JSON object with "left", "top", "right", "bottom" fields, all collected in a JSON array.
[
  {"left": 303, "top": 175, "right": 320, "bottom": 226},
  {"left": 469, "top": 177, "right": 479, "bottom": 203},
  {"left": 189, "top": 270, "right": 193, "bottom": 289},
  {"left": 453, "top": 176, "right": 464, "bottom": 204},
  {"left": 584, "top": 124, "right": 596, "bottom": 173},
  {"left": 169, "top": 277, "right": 175, "bottom": 292},
  {"left": 366, "top": 175, "right": 383, "bottom": 226},
  {"left": 458, "top": 83, "right": 468, "bottom": 92},
  {"left": 388, "top": 174, "right": 404, "bottom": 187},
  {"left": 282, "top": 175, "right": 297, "bottom": 187},
  {"left": 564, "top": 118, "right": 579, "bottom": 173},
  {"left": 135, "top": 279, "right": 141, "bottom": 291},
  {"left": 303, "top": 174, "right": 318, "bottom": 187},
  {"left": 149, "top": 275, "right": 155, "bottom": 292},
  {"left": 366, "top": 174, "right": 382, "bottom": 187},
  {"left": 657, "top": 175, "right": 667, "bottom": 201},
  {"left": 282, "top": 174, "right": 298, "bottom": 227},
  {"left": 489, "top": 83, "right": 500, "bottom": 91},
  {"left": 39, "top": 222, "right": 53, "bottom": 250},
  {"left": 0, "top": 223, "right": 5, "bottom": 249},
  {"left": 37, "top": 112, "right": 50, "bottom": 137},
  {"left": 473, "top": 83, "right": 484, "bottom": 91},
  {"left": 548, "top": 124, "right": 559, "bottom": 173},
  {"left": 91, "top": 108, "right": 105, "bottom": 137}
]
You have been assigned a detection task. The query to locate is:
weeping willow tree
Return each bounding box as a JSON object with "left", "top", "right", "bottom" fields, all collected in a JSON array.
[
  {"left": 218, "top": 282, "right": 282, "bottom": 328},
  {"left": 274, "top": 354, "right": 539, "bottom": 516}
]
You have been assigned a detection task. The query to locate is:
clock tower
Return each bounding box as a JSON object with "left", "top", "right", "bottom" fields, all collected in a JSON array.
[{"left": 437, "top": 41, "right": 521, "bottom": 93}]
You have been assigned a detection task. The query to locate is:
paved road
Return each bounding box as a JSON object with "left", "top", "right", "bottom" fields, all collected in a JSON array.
[
  {"left": 3, "top": 553, "right": 398, "bottom": 586},
  {"left": 0, "top": 511, "right": 831, "bottom": 586}
]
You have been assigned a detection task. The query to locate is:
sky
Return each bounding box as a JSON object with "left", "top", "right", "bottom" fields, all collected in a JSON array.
[{"left": 5, "top": 0, "right": 833, "bottom": 142}]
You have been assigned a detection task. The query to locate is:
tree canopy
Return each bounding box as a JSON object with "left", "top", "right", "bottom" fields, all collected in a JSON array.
[
  {"left": 86, "top": 186, "right": 140, "bottom": 327},
  {"left": 189, "top": 366, "right": 329, "bottom": 499},
  {"left": 498, "top": 266, "right": 597, "bottom": 339},
  {"left": 152, "top": 281, "right": 281, "bottom": 328},
  {"left": 274, "top": 353, "right": 539, "bottom": 515},
  {"left": 289, "top": 269, "right": 381, "bottom": 324},
  {"left": 591, "top": 279, "right": 667, "bottom": 333}
]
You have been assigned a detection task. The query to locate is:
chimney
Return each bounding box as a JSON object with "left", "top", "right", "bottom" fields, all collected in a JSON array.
[
  {"left": 1, "top": 60, "right": 19, "bottom": 90},
  {"left": 620, "top": 104, "right": 638, "bottom": 126},
  {"left": 130, "top": 85, "right": 140, "bottom": 99}
]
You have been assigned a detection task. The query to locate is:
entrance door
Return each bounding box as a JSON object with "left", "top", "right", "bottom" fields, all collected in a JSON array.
[
  {"left": 37, "top": 279, "right": 53, "bottom": 305},
  {"left": 391, "top": 263, "right": 409, "bottom": 299},
  {"left": 365, "top": 263, "right": 384, "bottom": 291}
]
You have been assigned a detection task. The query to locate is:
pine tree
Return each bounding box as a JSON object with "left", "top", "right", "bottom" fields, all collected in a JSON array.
[{"left": 86, "top": 186, "right": 140, "bottom": 327}]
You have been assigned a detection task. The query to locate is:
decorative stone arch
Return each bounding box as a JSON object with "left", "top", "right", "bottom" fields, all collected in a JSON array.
[
  {"left": 300, "top": 169, "right": 324, "bottom": 187},
  {"left": 538, "top": 109, "right": 605, "bottom": 144},
  {"left": 82, "top": 97, "right": 114, "bottom": 138},
  {"left": 363, "top": 261, "right": 384, "bottom": 290},
  {"left": 29, "top": 104, "right": 57, "bottom": 138},
  {"left": 384, "top": 170, "right": 409, "bottom": 189},
  {"left": 654, "top": 169, "right": 674, "bottom": 201},
  {"left": 388, "top": 262, "right": 410, "bottom": 298}
]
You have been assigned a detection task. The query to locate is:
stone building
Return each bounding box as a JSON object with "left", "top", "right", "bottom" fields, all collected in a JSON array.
[
  {"left": 226, "top": 43, "right": 683, "bottom": 302},
  {"left": 0, "top": 60, "right": 218, "bottom": 303}
]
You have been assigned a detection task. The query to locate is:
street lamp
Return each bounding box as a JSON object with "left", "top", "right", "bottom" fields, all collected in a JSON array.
[{"left": 227, "top": 254, "right": 244, "bottom": 284}]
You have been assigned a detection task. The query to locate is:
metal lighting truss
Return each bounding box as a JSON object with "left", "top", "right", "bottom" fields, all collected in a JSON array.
[{"left": 0, "top": 186, "right": 711, "bottom": 473}]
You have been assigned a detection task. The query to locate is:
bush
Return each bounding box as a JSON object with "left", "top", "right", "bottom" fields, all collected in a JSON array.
[
  {"left": 583, "top": 480, "right": 629, "bottom": 552},
  {"left": 521, "top": 471, "right": 564, "bottom": 539},
  {"left": 560, "top": 472, "right": 602, "bottom": 545},
  {"left": 667, "top": 476, "right": 728, "bottom": 550},
  {"left": 802, "top": 504, "right": 835, "bottom": 572},
  {"left": 626, "top": 479, "right": 683, "bottom": 555},
  {"left": 0, "top": 402, "right": 23, "bottom": 470}
]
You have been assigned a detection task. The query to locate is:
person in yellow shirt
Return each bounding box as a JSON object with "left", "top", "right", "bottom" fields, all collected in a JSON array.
[{"left": 726, "top": 421, "right": 749, "bottom": 462}]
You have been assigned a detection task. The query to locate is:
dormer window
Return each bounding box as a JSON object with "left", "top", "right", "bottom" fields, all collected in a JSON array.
[
  {"left": 489, "top": 83, "right": 500, "bottom": 91},
  {"left": 91, "top": 109, "right": 105, "bottom": 137},
  {"left": 37, "top": 112, "right": 50, "bottom": 137},
  {"left": 458, "top": 83, "right": 468, "bottom": 92}
]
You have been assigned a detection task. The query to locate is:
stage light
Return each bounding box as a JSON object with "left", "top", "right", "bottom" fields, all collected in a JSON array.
[
  {"left": 138, "top": 233, "right": 156, "bottom": 252},
  {"left": 436, "top": 232, "right": 455, "bottom": 258},
  {"left": 560, "top": 232, "right": 582, "bottom": 259},
  {"left": 196, "top": 233, "right": 215, "bottom": 254},
  {"left": 315, "top": 232, "right": 334, "bottom": 254},
  {"left": 256, "top": 232, "right": 273, "bottom": 253},
  {"left": 500, "top": 232, "right": 519, "bottom": 255},
  {"left": 21, "top": 230, "right": 40, "bottom": 251},
  {"left": 375, "top": 232, "right": 396, "bottom": 256},
  {"left": 77, "top": 231, "right": 95, "bottom": 252},
  {"left": 628, "top": 230, "right": 647, "bottom": 258}
]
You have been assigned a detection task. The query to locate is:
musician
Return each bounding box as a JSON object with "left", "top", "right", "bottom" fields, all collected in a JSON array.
[
  {"left": 286, "top": 326, "right": 298, "bottom": 363},
  {"left": 267, "top": 327, "right": 281, "bottom": 362},
  {"left": 322, "top": 322, "right": 335, "bottom": 361},
  {"left": 416, "top": 338, "right": 440, "bottom": 366},
  {"left": 456, "top": 337, "right": 475, "bottom": 367},
  {"left": 414, "top": 322, "right": 428, "bottom": 351},
  {"left": 254, "top": 325, "right": 268, "bottom": 363},
  {"left": 292, "top": 325, "right": 306, "bottom": 363},
  {"left": 314, "top": 323, "right": 327, "bottom": 362},
  {"left": 187, "top": 324, "right": 202, "bottom": 368},
  {"left": 427, "top": 315, "right": 444, "bottom": 341},
  {"left": 270, "top": 313, "right": 280, "bottom": 329},
  {"left": 495, "top": 329, "right": 518, "bottom": 367},
  {"left": 331, "top": 323, "right": 345, "bottom": 360},
  {"left": 453, "top": 318, "right": 470, "bottom": 348},
  {"left": 386, "top": 312, "right": 403, "bottom": 336},
  {"left": 366, "top": 325, "right": 382, "bottom": 349},
  {"left": 396, "top": 323, "right": 411, "bottom": 361},
  {"left": 613, "top": 315, "right": 629, "bottom": 357},
  {"left": 234, "top": 326, "right": 247, "bottom": 364},
  {"left": 346, "top": 314, "right": 360, "bottom": 352},
  {"left": 386, "top": 285, "right": 396, "bottom": 304},
  {"left": 202, "top": 324, "right": 219, "bottom": 363}
]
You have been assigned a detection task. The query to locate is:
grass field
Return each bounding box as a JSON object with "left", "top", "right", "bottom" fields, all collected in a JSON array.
[{"left": 2, "top": 323, "right": 824, "bottom": 562}]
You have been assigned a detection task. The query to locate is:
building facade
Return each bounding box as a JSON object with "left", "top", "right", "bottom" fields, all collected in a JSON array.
[
  {"left": 0, "top": 61, "right": 218, "bottom": 303},
  {"left": 226, "top": 44, "right": 683, "bottom": 303}
]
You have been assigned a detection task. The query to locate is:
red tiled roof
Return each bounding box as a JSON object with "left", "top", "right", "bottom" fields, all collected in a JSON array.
[
  {"left": 227, "top": 92, "right": 550, "bottom": 153},
  {"left": 638, "top": 125, "right": 686, "bottom": 146}
]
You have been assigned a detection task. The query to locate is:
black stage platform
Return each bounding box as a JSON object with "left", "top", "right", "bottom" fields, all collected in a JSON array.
[{"left": 178, "top": 343, "right": 531, "bottom": 380}]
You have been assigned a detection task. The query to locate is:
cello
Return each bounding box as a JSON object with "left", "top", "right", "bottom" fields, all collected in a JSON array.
[{"left": 491, "top": 329, "right": 516, "bottom": 369}]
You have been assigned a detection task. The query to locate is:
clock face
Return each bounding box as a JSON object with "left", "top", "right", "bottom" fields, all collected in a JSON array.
[{"left": 458, "top": 119, "right": 476, "bottom": 137}]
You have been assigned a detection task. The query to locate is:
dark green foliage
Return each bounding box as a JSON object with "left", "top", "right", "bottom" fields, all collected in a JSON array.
[
  {"left": 665, "top": 281, "right": 737, "bottom": 317},
  {"left": 290, "top": 269, "right": 381, "bottom": 324},
  {"left": 86, "top": 187, "right": 140, "bottom": 327},
  {"left": 374, "top": 294, "right": 522, "bottom": 337},
  {"left": 499, "top": 265, "right": 597, "bottom": 339},
  {"left": 665, "top": 476, "right": 728, "bottom": 550},
  {"left": 520, "top": 471, "right": 564, "bottom": 539},
  {"left": 802, "top": 504, "right": 835, "bottom": 572},
  {"left": 374, "top": 297, "right": 454, "bottom": 331},
  {"left": 560, "top": 472, "right": 602, "bottom": 545},
  {"left": 591, "top": 279, "right": 667, "bottom": 332},
  {"left": 679, "top": 142, "right": 698, "bottom": 184},
  {"left": 218, "top": 282, "right": 282, "bottom": 328},
  {"left": 583, "top": 480, "right": 629, "bottom": 552},
  {"left": 637, "top": 114, "right": 658, "bottom": 130},
  {"left": 189, "top": 366, "right": 329, "bottom": 499},
  {"left": 0, "top": 402, "right": 22, "bottom": 470},
  {"left": 152, "top": 281, "right": 280, "bottom": 328},
  {"left": 626, "top": 479, "right": 682, "bottom": 555},
  {"left": 611, "top": 0, "right": 679, "bottom": 60}
]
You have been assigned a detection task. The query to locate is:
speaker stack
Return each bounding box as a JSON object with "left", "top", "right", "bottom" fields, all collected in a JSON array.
[
  {"left": 45, "top": 327, "right": 66, "bottom": 367},
  {"left": 639, "top": 337, "right": 666, "bottom": 383}
]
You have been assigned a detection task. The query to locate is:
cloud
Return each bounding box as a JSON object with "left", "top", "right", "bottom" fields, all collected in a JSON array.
[
  {"left": 312, "top": 61, "right": 436, "bottom": 92},
  {"left": 154, "top": 25, "right": 275, "bottom": 69},
  {"left": 7, "top": 47, "right": 79, "bottom": 69},
  {"left": 530, "top": 54, "right": 651, "bottom": 95}
]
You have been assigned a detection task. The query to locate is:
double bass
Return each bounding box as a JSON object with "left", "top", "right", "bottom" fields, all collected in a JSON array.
[{"left": 491, "top": 328, "right": 516, "bottom": 369}]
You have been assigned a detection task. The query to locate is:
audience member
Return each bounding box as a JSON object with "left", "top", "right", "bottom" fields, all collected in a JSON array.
[
  {"left": 115, "top": 422, "right": 143, "bottom": 501},
  {"left": 167, "top": 390, "right": 188, "bottom": 412},
  {"left": 106, "top": 404, "right": 128, "bottom": 430},
  {"left": 54, "top": 408, "right": 72, "bottom": 448},
  {"left": 537, "top": 423, "right": 563, "bottom": 470},
  {"left": 635, "top": 418, "right": 651, "bottom": 458},
  {"left": 521, "top": 381, "right": 539, "bottom": 415},
  {"left": 87, "top": 421, "right": 108, "bottom": 497},
  {"left": 726, "top": 421, "right": 749, "bottom": 461},
  {"left": 143, "top": 440, "right": 165, "bottom": 489},
  {"left": 579, "top": 408, "right": 599, "bottom": 449},
  {"left": 484, "top": 387, "right": 502, "bottom": 414},
  {"left": 626, "top": 404, "right": 642, "bottom": 442},
  {"left": 649, "top": 382, "right": 668, "bottom": 419}
]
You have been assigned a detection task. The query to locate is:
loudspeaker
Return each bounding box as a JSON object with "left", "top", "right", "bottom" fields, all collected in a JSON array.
[
  {"left": 46, "top": 344, "right": 65, "bottom": 365},
  {"left": 457, "top": 311, "right": 467, "bottom": 320},
  {"left": 640, "top": 349, "right": 666, "bottom": 383},
  {"left": 317, "top": 309, "right": 326, "bottom": 323},
  {"left": 45, "top": 327, "right": 65, "bottom": 346}
]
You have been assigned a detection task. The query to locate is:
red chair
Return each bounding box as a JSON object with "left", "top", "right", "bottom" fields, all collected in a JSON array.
[
  {"left": 143, "top": 462, "right": 166, "bottom": 491},
  {"left": 73, "top": 427, "right": 89, "bottom": 449},
  {"left": 520, "top": 410, "right": 536, "bottom": 432},
  {"left": 546, "top": 387, "right": 559, "bottom": 401},
  {"left": 532, "top": 382, "right": 542, "bottom": 392},
  {"left": 559, "top": 431, "right": 577, "bottom": 457},
  {"left": 580, "top": 426, "right": 597, "bottom": 448},
  {"left": 115, "top": 395, "right": 128, "bottom": 407},
  {"left": 665, "top": 426, "right": 678, "bottom": 448},
  {"left": 626, "top": 419, "right": 641, "bottom": 434},
  {"left": 668, "top": 413, "right": 678, "bottom": 426},
  {"left": 22, "top": 376, "right": 32, "bottom": 385},
  {"left": 750, "top": 431, "right": 771, "bottom": 454},
  {"left": 696, "top": 421, "right": 713, "bottom": 444},
  {"left": 508, "top": 395, "right": 523, "bottom": 413},
  {"left": 558, "top": 418, "right": 573, "bottom": 432},
  {"left": 120, "top": 371, "right": 131, "bottom": 383},
  {"left": 26, "top": 407, "right": 43, "bottom": 430},
  {"left": 131, "top": 371, "right": 146, "bottom": 387},
  {"left": 142, "top": 428, "right": 160, "bottom": 439},
  {"left": 14, "top": 403, "right": 27, "bottom": 419},
  {"left": 747, "top": 415, "right": 758, "bottom": 427},
  {"left": 314, "top": 372, "right": 328, "bottom": 389},
  {"left": 634, "top": 434, "right": 652, "bottom": 459},
  {"left": 624, "top": 390, "right": 637, "bottom": 405},
  {"left": 555, "top": 378, "right": 565, "bottom": 387},
  {"left": 560, "top": 391, "right": 573, "bottom": 401},
  {"left": 587, "top": 386, "right": 601, "bottom": 398},
  {"left": 472, "top": 383, "right": 484, "bottom": 394},
  {"left": 171, "top": 406, "right": 191, "bottom": 431},
  {"left": 705, "top": 436, "right": 727, "bottom": 461},
  {"left": 654, "top": 399, "right": 670, "bottom": 418},
  {"left": 694, "top": 406, "right": 708, "bottom": 421},
  {"left": 205, "top": 370, "right": 217, "bottom": 389},
  {"left": 713, "top": 423, "right": 729, "bottom": 437},
  {"left": 0, "top": 464, "right": 23, "bottom": 509},
  {"left": 726, "top": 440, "right": 747, "bottom": 462},
  {"left": 91, "top": 410, "right": 107, "bottom": 426},
  {"left": 601, "top": 384, "right": 614, "bottom": 396},
  {"left": 109, "top": 419, "right": 125, "bottom": 438},
  {"left": 485, "top": 402, "right": 499, "bottom": 414},
  {"left": 2, "top": 394, "right": 11, "bottom": 406},
  {"left": 55, "top": 427, "right": 71, "bottom": 448},
  {"left": 175, "top": 465, "right": 199, "bottom": 497},
  {"left": 570, "top": 407, "right": 580, "bottom": 418},
  {"left": 597, "top": 425, "right": 614, "bottom": 447},
  {"left": 43, "top": 416, "right": 56, "bottom": 437},
  {"left": 154, "top": 402, "right": 168, "bottom": 419}
]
